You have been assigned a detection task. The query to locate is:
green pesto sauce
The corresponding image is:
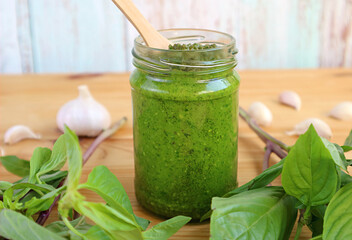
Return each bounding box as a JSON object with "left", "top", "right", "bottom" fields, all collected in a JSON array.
[{"left": 130, "top": 68, "right": 240, "bottom": 219}]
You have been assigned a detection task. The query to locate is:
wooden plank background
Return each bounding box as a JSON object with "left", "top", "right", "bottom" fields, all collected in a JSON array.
[{"left": 0, "top": 0, "right": 351, "bottom": 74}]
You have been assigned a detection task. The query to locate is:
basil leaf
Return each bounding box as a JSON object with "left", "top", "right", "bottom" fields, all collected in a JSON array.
[
  {"left": 3, "top": 182, "right": 55, "bottom": 209},
  {"left": 223, "top": 158, "right": 285, "bottom": 198},
  {"left": 344, "top": 129, "right": 352, "bottom": 146},
  {"left": 341, "top": 130, "right": 352, "bottom": 152},
  {"left": 78, "top": 165, "right": 149, "bottom": 230},
  {"left": 28, "top": 147, "right": 52, "bottom": 183},
  {"left": 308, "top": 205, "right": 326, "bottom": 237},
  {"left": 36, "top": 126, "right": 82, "bottom": 190},
  {"left": 323, "top": 182, "right": 352, "bottom": 239},
  {"left": 201, "top": 158, "right": 285, "bottom": 222},
  {"left": 210, "top": 186, "right": 297, "bottom": 240},
  {"left": 46, "top": 216, "right": 92, "bottom": 239},
  {"left": 84, "top": 226, "right": 111, "bottom": 240},
  {"left": 0, "top": 156, "right": 30, "bottom": 177},
  {"left": 310, "top": 235, "right": 322, "bottom": 240},
  {"left": 321, "top": 138, "right": 348, "bottom": 171},
  {"left": 24, "top": 186, "right": 65, "bottom": 216},
  {"left": 340, "top": 171, "right": 352, "bottom": 187},
  {"left": 0, "top": 181, "right": 12, "bottom": 191},
  {"left": 0, "top": 209, "right": 65, "bottom": 240},
  {"left": 142, "top": 216, "right": 191, "bottom": 240},
  {"left": 76, "top": 201, "right": 143, "bottom": 239},
  {"left": 282, "top": 125, "right": 338, "bottom": 206}
]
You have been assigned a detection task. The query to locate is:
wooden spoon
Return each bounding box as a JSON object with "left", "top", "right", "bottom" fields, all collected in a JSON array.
[{"left": 111, "top": 0, "right": 171, "bottom": 49}]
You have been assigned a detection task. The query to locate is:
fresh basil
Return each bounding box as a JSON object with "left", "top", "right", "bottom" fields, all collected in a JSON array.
[
  {"left": 46, "top": 216, "right": 92, "bottom": 239},
  {"left": 0, "top": 156, "right": 30, "bottom": 177},
  {"left": 142, "top": 216, "right": 191, "bottom": 240},
  {"left": 201, "top": 158, "right": 285, "bottom": 221},
  {"left": 321, "top": 138, "right": 348, "bottom": 171},
  {"left": 0, "top": 209, "right": 65, "bottom": 240},
  {"left": 210, "top": 187, "right": 297, "bottom": 240},
  {"left": 28, "top": 147, "right": 52, "bottom": 183},
  {"left": 78, "top": 165, "right": 150, "bottom": 230},
  {"left": 323, "top": 182, "right": 352, "bottom": 239},
  {"left": 282, "top": 125, "right": 338, "bottom": 207}
]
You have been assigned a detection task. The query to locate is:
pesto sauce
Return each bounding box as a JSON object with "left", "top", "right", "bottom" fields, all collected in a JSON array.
[{"left": 131, "top": 68, "right": 239, "bottom": 219}]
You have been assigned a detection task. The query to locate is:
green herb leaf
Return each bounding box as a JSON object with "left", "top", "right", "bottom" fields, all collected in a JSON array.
[
  {"left": 341, "top": 129, "right": 352, "bottom": 152},
  {"left": 24, "top": 186, "right": 66, "bottom": 217},
  {"left": 78, "top": 165, "right": 150, "bottom": 230},
  {"left": 3, "top": 182, "right": 55, "bottom": 209},
  {"left": 282, "top": 125, "right": 338, "bottom": 206},
  {"left": 76, "top": 201, "right": 143, "bottom": 239},
  {"left": 0, "top": 181, "right": 12, "bottom": 191},
  {"left": 201, "top": 158, "right": 285, "bottom": 222},
  {"left": 84, "top": 226, "right": 111, "bottom": 240},
  {"left": 323, "top": 182, "right": 352, "bottom": 239},
  {"left": 320, "top": 138, "right": 348, "bottom": 171},
  {"left": 344, "top": 130, "right": 352, "bottom": 146},
  {"left": 142, "top": 216, "right": 191, "bottom": 240},
  {"left": 46, "top": 216, "right": 92, "bottom": 239},
  {"left": 0, "top": 209, "right": 65, "bottom": 240},
  {"left": 210, "top": 187, "right": 297, "bottom": 240},
  {"left": 0, "top": 155, "right": 30, "bottom": 177},
  {"left": 28, "top": 147, "right": 52, "bottom": 183},
  {"left": 340, "top": 170, "right": 352, "bottom": 187}
]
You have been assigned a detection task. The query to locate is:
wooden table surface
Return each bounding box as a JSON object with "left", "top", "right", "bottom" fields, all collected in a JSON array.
[{"left": 1, "top": 69, "right": 352, "bottom": 239}]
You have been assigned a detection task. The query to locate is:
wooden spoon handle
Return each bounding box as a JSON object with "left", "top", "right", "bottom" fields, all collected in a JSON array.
[{"left": 111, "top": 0, "right": 170, "bottom": 49}]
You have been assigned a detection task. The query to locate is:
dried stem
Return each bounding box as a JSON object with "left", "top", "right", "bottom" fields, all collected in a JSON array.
[{"left": 36, "top": 117, "right": 127, "bottom": 225}]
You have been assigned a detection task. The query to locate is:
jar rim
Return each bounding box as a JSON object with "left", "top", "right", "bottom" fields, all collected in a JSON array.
[
  {"left": 134, "top": 28, "right": 236, "bottom": 52},
  {"left": 133, "top": 28, "right": 238, "bottom": 72}
]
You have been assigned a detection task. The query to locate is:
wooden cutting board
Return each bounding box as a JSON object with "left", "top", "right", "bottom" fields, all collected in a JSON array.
[{"left": 1, "top": 69, "right": 352, "bottom": 239}]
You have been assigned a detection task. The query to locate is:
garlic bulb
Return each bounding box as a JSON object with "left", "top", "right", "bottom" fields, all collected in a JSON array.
[
  {"left": 329, "top": 101, "right": 352, "bottom": 121},
  {"left": 286, "top": 118, "right": 332, "bottom": 139},
  {"left": 4, "top": 125, "right": 41, "bottom": 144},
  {"left": 56, "top": 85, "right": 111, "bottom": 137},
  {"left": 279, "top": 91, "right": 301, "bottom": 110},
  {"left": 248, "top": 102, "right": 273, "bottom": 127}
]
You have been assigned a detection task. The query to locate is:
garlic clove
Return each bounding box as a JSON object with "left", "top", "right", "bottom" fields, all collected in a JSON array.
[
  {"left": 286, "top": 118, "right": 332, "bottom": 139},
  {"left": 329, "top": 101, "right": 352, "bottom": 121},
  {"left": 56, "top": 85, "right": 111, "bottom": 137},
  {"left": 0, "top": 147, "right": 5, "bottom": 156},
  {"left": 248, "top": 102, "right": 273, "bottom": 127},
  {"left": 278, "top": 90, "right": 301, "bottom": 110},
  {"left": 4, "top": 125, "right": 41, "bottom": 144}
]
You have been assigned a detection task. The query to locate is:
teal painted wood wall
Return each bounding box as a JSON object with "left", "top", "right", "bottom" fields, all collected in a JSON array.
[{"left": 1, "top": 0, "right": 351, "bottom": 74}]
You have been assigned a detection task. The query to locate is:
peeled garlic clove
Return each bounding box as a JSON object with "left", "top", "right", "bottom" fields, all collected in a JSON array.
[
  {"left": 56, "top": 85, "right": 111, "bottom": 137},
  {"left": 329, "top": 101, "right": 352, "bottom": 121},
  {"left": 4, "top": 125, "right": 41, "bottom": 144},
  {"left": 248, "top": 102, "right": 273, "bottom": 127},
  {"left": 279, "top": 91, "right": 301, "bottom": 110},
  {"left": 286, "top": 118, "right": 332, "bottom": 139}
]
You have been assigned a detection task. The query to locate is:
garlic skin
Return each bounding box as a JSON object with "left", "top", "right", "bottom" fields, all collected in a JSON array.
[
  {"left": 4, "top": 125, "right": 41, "bottom": 144},
  {"left": 248, "top": 102, "right": 273, "bottom": 127},
  {"left": 286, "top": 118, "right": 332, "bottom": 139},
  {"left": 56, "top": 85, "right": 111, "bottom": 137},
  {"left": 329, "top": 101, "right": 352, "bottom": 121},
  {"left": 279, "top": 91, "right": 301, "bottom": 110}
]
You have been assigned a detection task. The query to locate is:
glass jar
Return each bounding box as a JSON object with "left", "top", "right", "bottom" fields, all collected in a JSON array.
[{"left": 130, "top": 29, "right": 239, "bottom": 220}]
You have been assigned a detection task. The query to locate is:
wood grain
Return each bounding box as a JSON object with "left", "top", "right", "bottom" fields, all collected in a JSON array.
[{"left": 1, "top": 69, "right": 352, "bottom": 239}]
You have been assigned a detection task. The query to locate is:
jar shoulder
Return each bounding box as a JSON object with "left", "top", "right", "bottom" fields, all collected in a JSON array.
[{"left": 130, "top": 69, "right": 240, "bottom": 101}]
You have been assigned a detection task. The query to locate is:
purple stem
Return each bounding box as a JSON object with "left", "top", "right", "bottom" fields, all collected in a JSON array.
[
  {"left": 35, "top": 117, "right": 127, "bottom": 225},
  {"left": 263, "top": 141, "right": 273, "bottom": 171},
  {"left": 239, "top": 107, "right": 288, "bottom": 171}
]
